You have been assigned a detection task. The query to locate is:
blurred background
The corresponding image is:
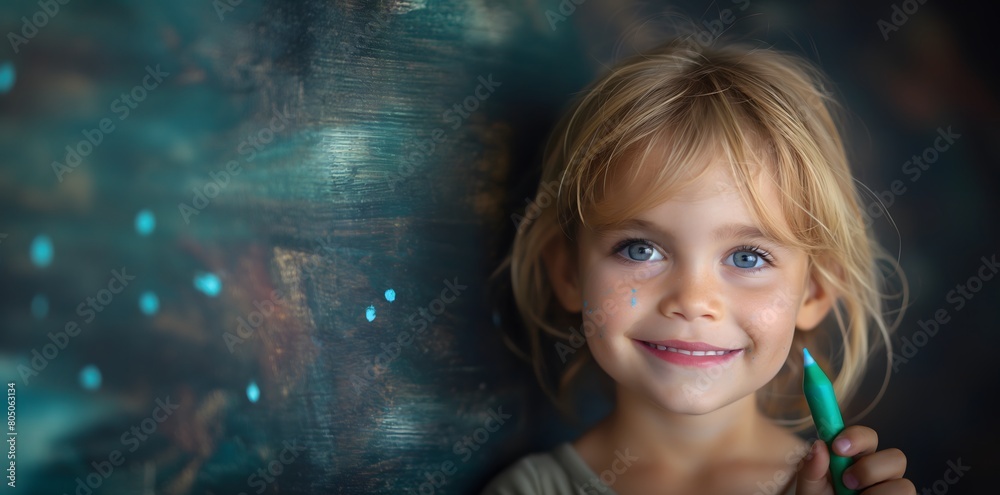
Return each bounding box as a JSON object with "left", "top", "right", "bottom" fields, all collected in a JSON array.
[{"left": 0, "top": 0, "right": 996, "bottom": 493}]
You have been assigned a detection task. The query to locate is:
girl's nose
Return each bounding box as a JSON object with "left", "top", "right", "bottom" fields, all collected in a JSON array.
[{"left": 656, "top": 264, "right": 722, "bottom": 322}]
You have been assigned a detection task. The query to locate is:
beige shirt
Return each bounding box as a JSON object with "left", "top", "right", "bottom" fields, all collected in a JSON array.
[{"left": 481, "top": 442, "right": 796, "bottom": 495}]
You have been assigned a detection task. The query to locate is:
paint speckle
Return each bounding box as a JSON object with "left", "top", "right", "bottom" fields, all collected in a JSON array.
[
  {"left": 365, "top": 305, "right": 376, "bottom": 322},
  {"left": 135, "top": 209, "right": 156, "bottom": 236},
  {"left": 80, "top": 365, "right": 102, "bottom": 391},
  {"left": 0, "top": 61, "right": 14, "bottom": 94},
  {"left": 194, "top": 272, "right": 222, "bottom": 297},
  {"left": 583, "top": 300, "right": 588, "bottom": 308},
  {"left": 30, "top": 234, "right": 53, "bottom": 268},
  {"left": 139, "top": 291, "right": 159, "bottom": 315},
  {"left": 246, "top": 381, "right": 260, "bottom": 403},
  {"left": 384, "top": 289, "right": 395, "bottom": 302},
  {"left": 31, "top": 294, "right": 49, "bottom": 319},
  {"left": 631, "top": 288, "right": 637, "bottom": 307}
]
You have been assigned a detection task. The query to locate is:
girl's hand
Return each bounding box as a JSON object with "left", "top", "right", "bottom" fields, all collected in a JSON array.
[{"left": 795, "top": 425, "right": 915, "bottom": 495}]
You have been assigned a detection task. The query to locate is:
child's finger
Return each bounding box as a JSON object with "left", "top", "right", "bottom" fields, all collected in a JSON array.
[
  {"left": 841, "top": 448, "right": 907, "bottom": 490},
  {"left": 795, "top": 440, "right": 834, "bottom": 495},
  {"left": 855, "top": 478, "right": 917, "bottom": 495},
  {"left": 832, "top": 425, "right": 879, "bottom": 457}
]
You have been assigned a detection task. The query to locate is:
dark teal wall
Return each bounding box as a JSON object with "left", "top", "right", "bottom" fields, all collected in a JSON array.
[{"left": 0, "top": 0, "right": 996, "bottom": 493}]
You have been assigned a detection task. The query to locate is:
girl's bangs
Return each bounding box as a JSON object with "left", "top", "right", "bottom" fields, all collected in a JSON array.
[{"left": 574, "top": 91, "right": 806, "bottom": 253}]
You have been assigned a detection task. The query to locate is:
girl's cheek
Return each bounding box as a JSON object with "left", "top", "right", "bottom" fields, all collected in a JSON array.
[
  {"left": 579, "top": 271, "right": 641, "bottom": 337},
  {"left": 737, "top": 289, "right": 800, "bottom": 363},
  {"left": 740, "top": 287, "right": 801, "bottom": 372}
]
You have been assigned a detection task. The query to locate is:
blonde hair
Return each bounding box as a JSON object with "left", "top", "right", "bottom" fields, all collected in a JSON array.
[{"left": 491, "top": 36, "right": 907, "bottom": 428}]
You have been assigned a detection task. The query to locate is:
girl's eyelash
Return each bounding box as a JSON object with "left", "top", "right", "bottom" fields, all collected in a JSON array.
[
  {"left": 610, "top": 237, "right": 653, "bottom": 264},
  {"left": 609, "top": 239, "right": 777, "bottom": 267},
  {"left": 610, "top": 237, "right": 649, "bottom": 256},
  {"left": 735, "top": 244, "right": 775, "bottom": 265}
]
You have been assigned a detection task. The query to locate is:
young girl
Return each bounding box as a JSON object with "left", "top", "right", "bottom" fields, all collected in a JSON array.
[{"left": 483, "top": 37, "right": 913, "bottom": 495}]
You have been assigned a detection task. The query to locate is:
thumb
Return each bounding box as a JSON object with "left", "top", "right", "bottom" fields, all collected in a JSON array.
[{"left": 796, "top": 440, "right": 833, "bottom": 495}]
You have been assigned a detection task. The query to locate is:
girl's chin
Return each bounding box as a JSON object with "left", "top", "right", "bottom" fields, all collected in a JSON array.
[{"left": 654, "top": 394, "right": 733, "bottom": 415}]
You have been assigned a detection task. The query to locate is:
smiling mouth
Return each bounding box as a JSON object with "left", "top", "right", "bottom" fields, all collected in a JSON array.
[{"left": 639, "top": 341, "right": 740, "bottom": 356}]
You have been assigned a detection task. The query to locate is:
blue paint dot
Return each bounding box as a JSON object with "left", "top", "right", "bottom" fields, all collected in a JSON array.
[
  {"left": 139, "top": 291, "right": 159, "bottom": 315},
  {"left": 79, "top": 365, "right": 102, "bottom": 391},
  {"left": 384, "top": 289, "right": 395, "bottom": 302},
  {"left": 31, "top": 294, "right": 49, "bottom": 319},
  {"left": 631, "top": 288, "right": 636, "bottom": 293},
  {"left": 30, "top": 234, "right": 53, "bottom": 268},
  {"left": 631, "top": 297, "right": 637, "bottom": 307},
  {"left": 0, "top": 61, "right": 14, "bottom": 94},
  {"left": 365, "top": 305, "right": 376, "bottom": 322},
  {"left": 135, "top": 209, "right": 156, "bottom": 236},
  {"left": 194, "top": 272, "right": 222, "bottom": 297},
  {"left": 246, "top": 381, "right": 260, "bottom": 403}
]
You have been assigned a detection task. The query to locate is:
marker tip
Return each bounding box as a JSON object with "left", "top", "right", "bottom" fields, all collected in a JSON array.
[{"left": 802, "top": 348, "right": 815, "bottom": 366}]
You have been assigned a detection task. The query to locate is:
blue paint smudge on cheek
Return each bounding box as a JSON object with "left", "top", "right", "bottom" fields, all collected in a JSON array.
[
  {"left": 365, "top": 305, "right": 376, "bottom": 322},
  {"left": 384, "top": 289, "right": 395, "bottom": 302},
  {"left": 631, "top": 288, "right": 637, "bottom": 307}
]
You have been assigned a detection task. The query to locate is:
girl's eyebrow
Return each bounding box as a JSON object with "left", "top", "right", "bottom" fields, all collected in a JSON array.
[
  {"left": 711, "top": 223, "right": 773, "bottom": 243},
  {"left": 600, "top": 218, "right": 776, "bottom": 243}
]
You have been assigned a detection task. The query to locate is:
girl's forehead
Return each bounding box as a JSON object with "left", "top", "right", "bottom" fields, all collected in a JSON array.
[
  {"left": 596, "top": 140, "right": 756, "bottom": 207},
  {"left": 586, "top": 142, "right": 793, "bottom": 241}
]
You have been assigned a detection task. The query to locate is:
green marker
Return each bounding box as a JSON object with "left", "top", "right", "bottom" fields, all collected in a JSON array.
[{"left": 802, "top": 348, "right": 857, "bottom": 495}]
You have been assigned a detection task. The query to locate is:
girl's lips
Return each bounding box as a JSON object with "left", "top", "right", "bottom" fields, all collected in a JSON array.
[
  {"left": 640, "top": 339, "right": 735, "bottom": 352},
  {"left": 635, "top": 339, "right": 744, "bottom": 367}
]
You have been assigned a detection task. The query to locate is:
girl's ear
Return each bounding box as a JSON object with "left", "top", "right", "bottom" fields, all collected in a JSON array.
[
  {"left": 795, "top": 270, "right": 836, "bottom": 331},
  {"left": 542, "top": 233, "right": 583, "bottom": 313}
]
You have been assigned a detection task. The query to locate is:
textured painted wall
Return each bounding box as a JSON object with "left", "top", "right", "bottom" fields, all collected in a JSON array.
[{"left": 0, "top": 0, "right": 997, "bottom": 493}]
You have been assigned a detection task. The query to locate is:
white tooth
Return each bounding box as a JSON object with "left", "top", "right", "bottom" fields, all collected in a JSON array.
[
  {"left": 678, "top": 349, "right": 692, "bottom": 355},
  {"left": 656, "top": 344, "right": 667, "bottom": 351},
  {"left": 691, "top": 351, "right": 706, "bottom": 356}
]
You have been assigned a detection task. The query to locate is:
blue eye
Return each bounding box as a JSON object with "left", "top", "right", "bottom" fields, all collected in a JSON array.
[
  {"left": 731, "top": 251, "right": 761, "bottom": 268},
  {"left": 726, "top": 246, "right": 771, "bottom": 270},
  {"left": 617, "top": 240, "right": 664, "bottom": 263}
]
